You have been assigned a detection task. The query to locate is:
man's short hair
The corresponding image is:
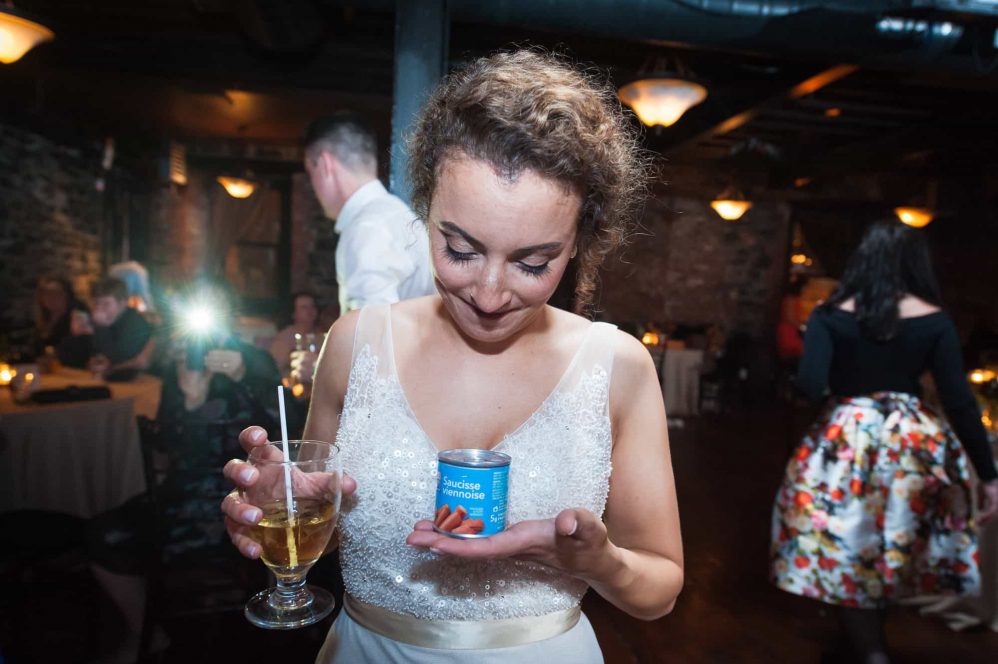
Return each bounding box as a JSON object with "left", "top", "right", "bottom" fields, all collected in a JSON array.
[
  {"left": 92, "top": 276, "right": 128, "bottom": 302},
  {"left": 303, "top": 112, "right": 378, "bottom": 175}
]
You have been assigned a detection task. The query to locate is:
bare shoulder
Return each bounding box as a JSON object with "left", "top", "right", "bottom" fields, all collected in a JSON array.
[
  {"left": 324, "top": 309, "right": 361, "bottom": 360},
  {"left": 604, "top": 328, "right": 665, "bottom": 438},
  {"left": 609, "top": 328, "right": 657, "bottom": 383},
  {"left": 545, "top": 305, "right": 593, "bottom": 337},
  {"left": 388, "top": 296, "right": 441, "bottom": 338},
  {"left": 899, "top": 295, "right": 942, "bottom": 318}
]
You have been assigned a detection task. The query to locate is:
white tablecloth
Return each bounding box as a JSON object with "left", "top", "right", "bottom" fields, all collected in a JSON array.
[
  {"left": 649, "top": 348, "right": 704, "bottom": 417},
  {"left": 0, "top": 370, "right": 158, "bottom": 518}
]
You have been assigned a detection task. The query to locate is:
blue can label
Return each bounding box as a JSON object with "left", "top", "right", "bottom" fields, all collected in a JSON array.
[{"left": 434, "top": 451, "right": 510, "bottom": 538}]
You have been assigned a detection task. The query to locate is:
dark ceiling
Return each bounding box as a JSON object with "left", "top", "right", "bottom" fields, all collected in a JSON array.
[{"left": 3, "top": 0, "right": 998, "bottom": 205}]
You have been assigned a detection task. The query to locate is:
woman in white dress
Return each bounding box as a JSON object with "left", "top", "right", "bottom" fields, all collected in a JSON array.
[{"left": 222, "top": 50, "right": 683, "bottom": 662}]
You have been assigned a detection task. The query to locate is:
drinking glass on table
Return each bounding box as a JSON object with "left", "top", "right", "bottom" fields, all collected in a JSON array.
[{"left": 240, "top": 440, "right": 342, "bottom": 629}]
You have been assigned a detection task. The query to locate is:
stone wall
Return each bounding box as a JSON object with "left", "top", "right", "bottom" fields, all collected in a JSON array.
[
  {"left": 600, "top": 189, "right": 791, "bottom": 340},
  {"left": 0, "top": 123, "right": 104, "bottom": 339}
]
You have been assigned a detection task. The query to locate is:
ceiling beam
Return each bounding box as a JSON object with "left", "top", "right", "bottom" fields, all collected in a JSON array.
[{"left": 664, "top": 64, "right": 859, "bottom": 158}]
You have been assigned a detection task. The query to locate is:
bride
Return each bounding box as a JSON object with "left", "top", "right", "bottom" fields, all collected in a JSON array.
[{"left": 222, "top": 49, "right": 683, "bottom": 663}]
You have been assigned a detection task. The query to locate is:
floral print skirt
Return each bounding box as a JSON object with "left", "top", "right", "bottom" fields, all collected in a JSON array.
[{"left": 770, "top": 392, "right": 980, "bottom": 608}]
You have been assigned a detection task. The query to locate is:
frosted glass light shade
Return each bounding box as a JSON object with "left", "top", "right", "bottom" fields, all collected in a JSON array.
[
  {"left": 0, "top": 8, "right": 54, "bottom": 64},
  {"left": 618, "top": 78, "right": 707, "bottom": 128}
]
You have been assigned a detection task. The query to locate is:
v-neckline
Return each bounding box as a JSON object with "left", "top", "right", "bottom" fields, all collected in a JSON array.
[{"left": 386, "top": 309, "right": 594, "bottom": 455}]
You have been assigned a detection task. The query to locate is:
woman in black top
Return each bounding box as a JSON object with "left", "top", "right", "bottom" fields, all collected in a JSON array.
[{"left": 770, "top": 221, "right": 998, "bottom": 664}]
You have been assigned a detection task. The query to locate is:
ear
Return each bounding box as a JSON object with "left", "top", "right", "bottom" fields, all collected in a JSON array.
[{"left": 318, "top": 151, "right": 338, "bottom": 179}]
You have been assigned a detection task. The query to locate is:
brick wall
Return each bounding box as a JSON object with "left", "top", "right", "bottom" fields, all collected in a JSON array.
[
  {"left": 600, "top": 190, "right": 791, "bottom": 340},
  {"left": 145, "top": 171, "right": 211, "bottom": 289},
  {"left": 0, "top": 123, "right": 104, "bottom": 338}
]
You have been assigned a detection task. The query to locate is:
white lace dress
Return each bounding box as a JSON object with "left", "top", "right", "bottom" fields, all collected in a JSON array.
[{"left": 317, "top": 304, "right": 616, "bottom": 663}]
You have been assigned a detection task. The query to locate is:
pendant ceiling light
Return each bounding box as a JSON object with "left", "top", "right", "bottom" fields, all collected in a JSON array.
[
  {"left": 618, "top": 56, "right": 707, "bottom": 128},
  {"left": 217, "top": 176, "right": 257, "bottom": 199},
  {"left": 710, "top": 199, "right": 752, "bottom": 221},
  {"left": 710, "top": 186, "right": 752, "bottom": 221},
  {"left": 619, "top": 78, "right": 708, "bottom": 128},
  {"left": 894, "top": 206, "right": 934, "bottom": 228},
  {"left": 0, "top": 3, "right": 54, "bottom": 64}
]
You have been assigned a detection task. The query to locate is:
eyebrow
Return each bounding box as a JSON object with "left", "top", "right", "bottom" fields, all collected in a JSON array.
[{"left": 437, "top": 221, "right": 564, "bottom": 258}]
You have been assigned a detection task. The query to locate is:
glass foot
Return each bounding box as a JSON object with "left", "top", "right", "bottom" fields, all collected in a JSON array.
[{"left": 244, "top": 585, "right": 335, "bottom": 630}]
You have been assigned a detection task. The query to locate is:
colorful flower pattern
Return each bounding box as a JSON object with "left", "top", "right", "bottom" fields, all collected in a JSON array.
[{"left": 770, "top": 392, "right": 980, "bottom": 608}]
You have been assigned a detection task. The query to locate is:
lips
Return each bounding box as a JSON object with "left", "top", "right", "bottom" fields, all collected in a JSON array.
[{"left": 466, "top": 300, "right": 512, "bottom": 321}]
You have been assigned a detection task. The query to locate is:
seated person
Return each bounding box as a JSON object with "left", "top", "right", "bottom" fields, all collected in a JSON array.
[
  {"left": 34, "top": 276, "right": 89, "bottom": 359},
  {"left": 269, "top": 291, "right": 325, "bottom": 380},
  {"left": 108, "top": 260, "right": 159, "bottom": 323},
  {"left": 88, "top": 277, "right": 156, "bottom": 380}
]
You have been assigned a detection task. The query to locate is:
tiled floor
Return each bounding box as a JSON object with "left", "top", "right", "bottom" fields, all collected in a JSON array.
[{"left": 3, "top": 404, "right": 996, "bottom": 663}]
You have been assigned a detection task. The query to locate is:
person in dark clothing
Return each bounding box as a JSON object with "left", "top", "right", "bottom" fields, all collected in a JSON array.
[
  {"left": 156, "top": 285, "right": 285, "bottom": 558},
  {"left": 34, "top": 276, "right": 88, "bottom": 358},
  {"left": 89, "top": 277, "right": 155, "bottom": 380},
  {"left": 771, "top": 221, "right": 998, "bottom": 664}
]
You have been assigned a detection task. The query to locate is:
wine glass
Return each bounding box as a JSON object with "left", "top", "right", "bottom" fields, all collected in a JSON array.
[{"left": 241, "top": 440, "right": 342, "bottom": 629}]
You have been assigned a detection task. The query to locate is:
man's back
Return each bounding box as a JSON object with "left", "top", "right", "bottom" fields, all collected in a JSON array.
[{"left": 334, "top": 180, "right": 435, "bottom": 312}]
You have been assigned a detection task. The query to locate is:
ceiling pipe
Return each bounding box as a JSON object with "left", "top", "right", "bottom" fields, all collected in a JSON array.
[
  {"left": 671, "top": 1, "right": 888, "bottom": 16},
  {"left": 328, "top": 0, "right": 995, "bottom": 77}
]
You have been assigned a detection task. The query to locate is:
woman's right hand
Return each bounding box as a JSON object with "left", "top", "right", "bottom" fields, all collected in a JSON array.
[{"left": 222, "top": 426, "right": 356, "bottom": 559}]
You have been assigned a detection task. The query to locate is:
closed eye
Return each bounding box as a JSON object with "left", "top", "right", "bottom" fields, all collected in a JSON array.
[
  {"left": 443, "top": 244, "right": 476, "bottom": 263},
  {"left": 518, "top": 261, "right": 551, "bottom": 277}
]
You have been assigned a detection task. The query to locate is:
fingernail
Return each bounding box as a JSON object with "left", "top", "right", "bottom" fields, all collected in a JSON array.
[
  {"left": 567, "top": 520, "right": 578, "bottom": 536},
  {"left": 430, "top": 547, "right": 442, "bottom": 555},
  {"left": 247, "top": 543, "right": 260, "bottom": 557},
  {"left": 239, "top": 468, "right": 257, "bottom": 483},
  {"left": 244, "top": 508, "right": 262, "bottom": 524},
  {"left": 250, "top": 429, "right": 265, "bottom": 442}
]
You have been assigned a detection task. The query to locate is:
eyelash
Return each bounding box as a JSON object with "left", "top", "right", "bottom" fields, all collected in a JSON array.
[{"left": 443, "top": 244, "right": 551, "bottom": 278}]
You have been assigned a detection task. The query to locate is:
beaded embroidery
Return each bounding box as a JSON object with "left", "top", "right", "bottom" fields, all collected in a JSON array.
[{"left": 337, "top": 305, "right": 615, "bottom": 620}]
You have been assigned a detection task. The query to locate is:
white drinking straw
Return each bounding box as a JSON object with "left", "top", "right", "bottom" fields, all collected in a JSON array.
[{"left": 277, "top": 386, "right": 299, "bottom": 566}]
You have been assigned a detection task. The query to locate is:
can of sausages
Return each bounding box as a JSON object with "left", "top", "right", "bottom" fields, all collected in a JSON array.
[{"left": 433, "top": 449, "right": 511, "bottom": 538}]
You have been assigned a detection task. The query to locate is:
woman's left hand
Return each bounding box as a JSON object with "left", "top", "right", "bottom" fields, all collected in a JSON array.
[{"left": 406, "top": 508, "right": 617, "bottom": 581}]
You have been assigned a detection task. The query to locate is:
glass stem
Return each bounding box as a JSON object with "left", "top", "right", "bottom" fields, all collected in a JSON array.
[{"left": 268, "top": 576, "right": 313, "bottom": 611}]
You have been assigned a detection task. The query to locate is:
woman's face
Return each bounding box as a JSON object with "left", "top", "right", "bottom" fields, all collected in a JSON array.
[
  {"left": 293, "top": 294, "right": 318, "bottom": 328},
  {"left": 40, "top": 282, "right": 69, "bottom": 315},
  {"left": 428, "top": 157, "right": 581, "bottom": 344}
]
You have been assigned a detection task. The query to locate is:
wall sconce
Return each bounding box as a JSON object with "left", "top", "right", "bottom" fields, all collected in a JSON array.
[
  {"left": 894, "top": 206, "right": 934, "bottom": 228},
  {"left": 217, "top": 176, "right": 257, "bottom": 199},
  {"left": 169, "top": 141, "right": 188, "bottom": 186},
  {"left": 0, "top": 4, "right": 54, "bottom": 64}
]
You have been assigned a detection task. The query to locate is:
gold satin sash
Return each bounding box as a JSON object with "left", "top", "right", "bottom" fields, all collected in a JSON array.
[{"left": 344, "top": 594, "right": 581, "bottom": 650}]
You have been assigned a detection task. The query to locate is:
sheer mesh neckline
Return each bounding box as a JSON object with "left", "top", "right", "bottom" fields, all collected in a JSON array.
[{"left": 385, "top": 311, "right": 595, "bottom": 454}]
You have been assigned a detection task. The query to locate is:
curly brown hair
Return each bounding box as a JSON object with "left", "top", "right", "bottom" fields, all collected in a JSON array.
[{"left": 407, "top": 50, "right": 650, "bottom": 314}]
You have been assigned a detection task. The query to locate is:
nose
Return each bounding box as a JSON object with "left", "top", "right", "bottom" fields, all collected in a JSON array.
[{"left": 470, "top": 261, "right": 512, "bottom": 313}]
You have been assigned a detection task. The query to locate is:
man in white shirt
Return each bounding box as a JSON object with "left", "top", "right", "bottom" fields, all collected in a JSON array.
[{"left": 303, "top": 113, "right": 436, "bottom": 314}]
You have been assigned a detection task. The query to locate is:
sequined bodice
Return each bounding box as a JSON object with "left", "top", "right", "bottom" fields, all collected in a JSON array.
[{"left": 335, "top": 304, "right": 615, "bottom": 620}]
